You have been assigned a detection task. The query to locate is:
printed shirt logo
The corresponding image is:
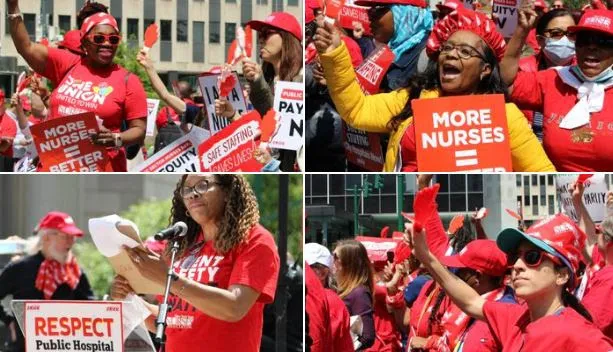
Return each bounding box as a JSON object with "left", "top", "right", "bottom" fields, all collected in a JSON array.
[{"left": 55, "top": 74, "right": 113, "bottom": 117}]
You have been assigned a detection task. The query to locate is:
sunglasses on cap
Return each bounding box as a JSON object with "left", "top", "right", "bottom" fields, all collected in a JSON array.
[
  {"left": 508, "top": 249, "right": 562, "bottom": 268},
  {"left": 87, "top": 34, "right": 122, "bottom": 46},
  {"left": 367, "top": 6, "right": 391, "bottom": 22},
  {"left": 574, "top": 32, "right": 613, "bottom": 48}
]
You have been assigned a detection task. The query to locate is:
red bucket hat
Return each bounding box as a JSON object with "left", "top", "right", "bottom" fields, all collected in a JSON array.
[
  {"left": 436, "top": 0, "right": 463, "bottom": 12},
  {"left": 58, "top": 29, "right": 85, "bottom": 55},
  {"left": 497, "top": 214, "right": 586, "bottom": 289},
  {"left": 246, "top": 12, "right": 303, "bottom": 41},
  {"left": 427, "top": 7, "right": 507, "bottom": 61},
  {"left": 440, "top": 239, "right": 508, "bottom": 277},
  {"left": 36, "top": 211, "right": 84, "bottom": 237},
  {"left": 568, "top": 9, "right": 613, "bottom": 36},
  {"left": 353, "top": 0, "right": 428, "bottom": 8}
]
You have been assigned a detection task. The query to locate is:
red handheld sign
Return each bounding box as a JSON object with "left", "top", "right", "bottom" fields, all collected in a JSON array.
[{"left": 144, "top": 23, "right": 159, "bottom": 49}]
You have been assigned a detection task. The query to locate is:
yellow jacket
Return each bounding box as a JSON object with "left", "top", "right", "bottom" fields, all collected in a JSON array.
[{"left": 320, "top": 42, "right": 556, "bottom": 172}]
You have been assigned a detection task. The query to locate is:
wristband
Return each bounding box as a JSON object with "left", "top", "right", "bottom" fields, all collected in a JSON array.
[{"left": 7, "top": 12, "right": 22, "bottom": 20}]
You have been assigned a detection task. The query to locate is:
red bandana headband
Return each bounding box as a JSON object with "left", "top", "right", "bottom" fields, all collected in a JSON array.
[{"left": 80, "top": 12, "right": 119, "bottom": 36}]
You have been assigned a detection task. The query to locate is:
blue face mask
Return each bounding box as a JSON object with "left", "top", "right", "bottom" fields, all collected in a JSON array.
[{"left": 543, "top": 36, "right": 575, "bottom": 66}]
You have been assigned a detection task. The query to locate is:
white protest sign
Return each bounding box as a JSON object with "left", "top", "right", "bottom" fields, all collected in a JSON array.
[
  {"left": 556, "top": 174, "right": 609, "bottom": 223},
  {"left": 492, "top": 0, "right": 519, "bottom": 38},
  {"left": 24, "top": 301, "right": 123, "bottom": 352},
  {"left": 145, "top": 99, "right": 160, "bottom": 137},
  {"left": 198, "top": 72, "right": 248, "bottom": 135},
  {"left": 131, "top": 126, "right": 210, "bottom": 172},
  {"left": 270, "top": 81, "right": 303, "bottom": 151}
]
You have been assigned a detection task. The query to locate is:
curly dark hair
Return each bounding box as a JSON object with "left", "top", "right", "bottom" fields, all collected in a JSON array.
[
  {"left": 387, "top": 43, "right": 509, "bottom": 131},
  {"left": 167, "top": 174, "right": 260, "bottom": 257},
  {"left": 76, "top": 1, "right": 109, "bottom": 28}
]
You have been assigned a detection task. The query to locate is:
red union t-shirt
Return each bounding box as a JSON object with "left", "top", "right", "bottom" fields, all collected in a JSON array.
[
  {"left": 582, "top": 265, "right": 613, "bottom": 339},
  {"left": 483, "top": 300, "right": 613, "bottom": 351},
  {"left": 510, "top": 69, "right": 613, "bottom": 171},
  {"left": 0, "top": 112, "right": 17, "bottom": 158},
  {"left": 39, "top": 47, "right": 147, "bottom": 171},
  {"left": 163, "top": 224, "right": 280, "bottom": 352}
]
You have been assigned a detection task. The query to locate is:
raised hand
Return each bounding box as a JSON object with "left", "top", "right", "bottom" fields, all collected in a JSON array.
[
  {"left": 215, "top": 97, "right": 236, "bottom": 118},
  {"left": 242, "top": 60, "right": 262, "bottom": 82},
  {"left": 518, "top": 0, "right": 538, "bottom": 31},
  {"left": 314, "top": 21, "right": 342, "bottom": 54}
]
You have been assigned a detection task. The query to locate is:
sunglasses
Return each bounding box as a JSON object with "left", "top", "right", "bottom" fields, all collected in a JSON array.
[
  {"left": 180, "top": 179, "right": 219, "bottom": 199},
  {"left": 508, "top": 249, "right": 562, "bottom": 268},
  {"left": 87, "top": 34, "right": 122, "bottom": 46},
  {"left": 440, "top": 42, "right": 486, "bottom": 61},
  {"left": 574, "top": 32, "right": 613, "bottom": 48},
  {"left": 260, "top": 29, "right": 279, "bottom": 39},
  {"left": 367, "top": 6, "right": 391, "bottom": 22},
  {"left": 540, "top": 28, "right": 574, "bottom": 40}
]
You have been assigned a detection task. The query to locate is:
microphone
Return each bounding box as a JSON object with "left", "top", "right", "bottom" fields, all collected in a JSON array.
[{"left": 154, "top": 222, "right": 188, "bottom": 241}]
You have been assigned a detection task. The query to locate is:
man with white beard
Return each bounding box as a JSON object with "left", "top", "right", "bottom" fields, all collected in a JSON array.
[{"left": 0, "top": 211, "right": 94, "bottom": 352}]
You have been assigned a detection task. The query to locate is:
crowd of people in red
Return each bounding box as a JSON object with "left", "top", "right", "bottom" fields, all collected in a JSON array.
[
  {"left": 306, "top": 0, "right": 613, "bottom": 172},
  {"left": 306, "top": 175, "right": 613, "bottom": 351}
]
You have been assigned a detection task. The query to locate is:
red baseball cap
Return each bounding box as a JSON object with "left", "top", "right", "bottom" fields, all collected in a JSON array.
[
  {"left": 36, "top": 211, "right": 84, "bottom": 237},
  {"left": 568, "top": 9, "right": 613, "bottom": 36},
  {"left": 440, "top": 239, "right": 507, "bottom": 277},
  {"left": 58, "top": 29, "right": 85, "bottom": 56},
  {"left": 354, "top": 0, "right": 428, "bottom": 8},
  {"left": 497, "top": 214, "right": 586, "bottom": 289},
  {"left": 534, "top": 0, "right": 547, "bottom": 9},
  {"left": 436, "top": 0, "right": 463, "bottom": 12},
  {"left": 246, "top": 12, "right": 303, "bottom": 41}
]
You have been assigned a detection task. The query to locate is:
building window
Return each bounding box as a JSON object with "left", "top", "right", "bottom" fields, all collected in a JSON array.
[
  {"left": 312, "top": 175, "right": 327, "bottom": 196},
  {"left": 346, "top": 175, "right": 361, "bottom": 190},
  {"left": 305, "top": 175, "right": 312, "bottom": 196},
  {"left": 161, "top": 20, "right": 172, "bottom": 41},
  {"left": 58, "top": 15, "right": 71, "bottom": 34},
  {"left": 177, "top": 20, "right": 188, "bottom": 42},
  {"left": 467, "top": 193, "right": 484, "bottom": 211},
  {"left": 127, "top": 18, "right": 139, "bottom": 45},
  {"left": 467, "top": 174, "right": 482, "bottom": 192},
  {"left": 548, "top": 175, "right": 554, "bottom": 186},
  {"left": 364, "top": 197, "right": 379, "bottom": 214},
  {"left": 436, "top": 174, "right": 449, "bottom": 193},
  {"left": 23, "top": 14, "right": 37, "bottom": 41},
  {"left": 531, "top": 175, "right": 538, "bottom": 185},
  {"left": 287, "top": 0, "right": 299, "bottom": 5},
  {"left": 381, "top": 195, "right": 396, "bottom": 213},
  {"left": 225, "top": 23, "right": 236, "bottom": 43},
  {"left": 257, "top": 0, "right": 269, "bottom": 4},
  {"left": 209, "top": 22, "right": 220, "bottom": 43},
  {"left": 532, "top": 196, "right": 538, "bottom": 214},
  {"left": 193, "top": 21, "right": 205, "bottom": 63},
  {"left": 525, "top": 195, "right": 530, "bottom": 206},
  {"left": 450, "top": 174, "right": 466, "bottom": 193},
  {"left": 177, "top": 0, "right": 188, "bottom": 42},
  {"left": 523, "top": 176, "right": 530, "bottom": 197},
  {"left": 516, "top": 175, "right": 521, "bottom": 187},
  {"left": 549, "top": 195, "right": 555, "bottom": 215},
  {"left": 541, "top": 194, "right": 546, "bottom": 206},
  {"left": 329, "top": 175, "right": 345, "bottom": 195}
]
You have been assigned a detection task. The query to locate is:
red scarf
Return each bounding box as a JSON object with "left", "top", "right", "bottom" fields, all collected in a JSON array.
[{"left": 35, "top": 257, "right": 81, "bottom": 300}]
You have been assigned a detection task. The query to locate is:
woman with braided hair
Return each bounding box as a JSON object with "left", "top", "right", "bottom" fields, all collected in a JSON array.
[{"left": 111, "top": 174, "right": 280, "bottom": 352}]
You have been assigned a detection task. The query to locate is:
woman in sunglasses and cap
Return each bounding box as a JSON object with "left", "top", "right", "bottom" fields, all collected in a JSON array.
[
  {"left": 411, "top": 206, "right": 613, "bottom": 350},
  {"left": 111, "top": 174, "right": 280, "bottom": 352},
  {"left": 6, "top": 0, "right": 147, "bottom": 172},
  {"left": 314, "top": 8, "right": 554, "bottom": 171},
  {"left": 501, "top": 5, "right": 613, "bottom": 171}
]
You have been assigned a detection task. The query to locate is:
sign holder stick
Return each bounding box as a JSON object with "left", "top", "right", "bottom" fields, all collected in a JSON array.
[{"left": 155, "top": 238, "right": 181, "bottom": 346}]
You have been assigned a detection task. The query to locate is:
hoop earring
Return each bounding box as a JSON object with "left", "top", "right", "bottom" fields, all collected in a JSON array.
[{"left": 186, "top": 210, "right": 190, "bottom": 217}]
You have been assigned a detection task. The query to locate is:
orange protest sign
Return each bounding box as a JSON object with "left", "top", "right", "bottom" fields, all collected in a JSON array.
[
  {"left": 412, "top": 94, "right": 512, "bottom": 172},
  {"left": 30, "top": 112, "right": 110, "bottom": 172}
]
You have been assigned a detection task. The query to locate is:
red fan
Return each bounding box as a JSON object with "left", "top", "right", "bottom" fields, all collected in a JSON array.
[
  {"left": 143, "top": 23, "right": 159, "bottom": 53},
  {"left": 577, "top": 174, "right": 593, "bottom": 185},
  {"left": 475, "top": 207, "right": 488, "bottom": 220},
  {"left": 447, "top": 214, "right": 465, "bottom": 235},
  {"left": 380, "top": 226, "right": 390, "bottom": 238},
  {"left": 244, "top": 25, "right": 253, "bottom": 57},
  {"left": 401, "top": 212, "right": 414, "bottom": 222},
  {"left": 394, "top": 241, "right": 412, "bottom": 265},
  {"left": 218, "top": 67, "right": 237, "bottom": 98},
  {"left": 412, "top": 184, "right": 440, "bottom": 233},
  {"left": 260, "top": 109, "right": 279, "bottom": 142},
  {"left": 505, "top": 208, "right": 522, "bottom": 221}
]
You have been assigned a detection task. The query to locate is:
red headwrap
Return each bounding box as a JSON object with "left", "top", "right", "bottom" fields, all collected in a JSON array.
[
  {"left": 426, "top": 8, "right": 506, "bottom": 61},
  {"left": 80, "top": 12, "right": 119, "bottom": 36}
]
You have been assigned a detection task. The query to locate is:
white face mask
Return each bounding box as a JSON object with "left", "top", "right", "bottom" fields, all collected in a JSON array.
[{"left": 543, "top": 36, "right": 575, "bottom": 66}]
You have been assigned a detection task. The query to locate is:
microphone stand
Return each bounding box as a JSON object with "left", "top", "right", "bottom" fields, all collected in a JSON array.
[{"left": 155, "top": 237, "right": 181, "bottom": 347}]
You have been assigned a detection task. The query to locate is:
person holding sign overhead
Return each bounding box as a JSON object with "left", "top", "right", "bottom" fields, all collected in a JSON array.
[
  {"left": 110, "top": 174, "right": 280, "bottom": 352},
  {"left": 5, "top": 0, "right": 147, "bottom": 172},
  {"left": 501, "top": 4, "right": 613, "bottom": 171},
  {"left": 408, "top": 185, "right": 613, "bottom": 351},
  {"left": 315, "top": 7, "right": 554, "bottom": 171}
]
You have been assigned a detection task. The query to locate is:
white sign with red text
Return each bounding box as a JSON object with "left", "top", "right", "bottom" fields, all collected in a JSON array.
[
  {"left": 198, "top": 72, "right": 248, "bottom": 135},
  {"left": 270, "top": 81, "right": 303, "bottom": 151},
  {"left": 24, "top": 301, "right": 123, "bottom": 352},
  {"left": 556, "top": 174, "right": 608, "bottom": 223}
]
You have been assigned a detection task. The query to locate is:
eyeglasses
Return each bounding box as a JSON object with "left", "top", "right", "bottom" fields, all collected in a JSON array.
[
  {"left": 440, "top": 42, "right": 486, "bottom": 61},
  {"left": 541, "top": 28, "right": 574, "bottom": 40},
  {"left": 180, "top": 179, "right": 219, "bottom": 199},
  {"left": 367, "top": 6, "right": 390, "bottom": 22},
  {"left": 574, "top": 32, "right": 613, "bottom": 48},
  {"left": 87, "top": 34, "right": 122, "bottom": 46},
  {"left": 508, "top": 249, "right": 562, "bottom": 268}
]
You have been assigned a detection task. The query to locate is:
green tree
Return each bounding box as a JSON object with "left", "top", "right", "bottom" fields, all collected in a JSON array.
[{"left": 112, "top": 39, "right": 159, "bottom": 99}]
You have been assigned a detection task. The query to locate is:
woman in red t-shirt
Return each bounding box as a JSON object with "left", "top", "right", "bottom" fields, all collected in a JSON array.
[
  {"left": 111, "top": 174, "right": 280, "bottom": 352},
  {"left": 411, "top": 185, "right": 613, "bottom": 351},
  {"left": 501, "top": 5, "right": 613, "bottom": 171},
  {"left": 6, "top": 1, "right": 147, "bottom": 171}
]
